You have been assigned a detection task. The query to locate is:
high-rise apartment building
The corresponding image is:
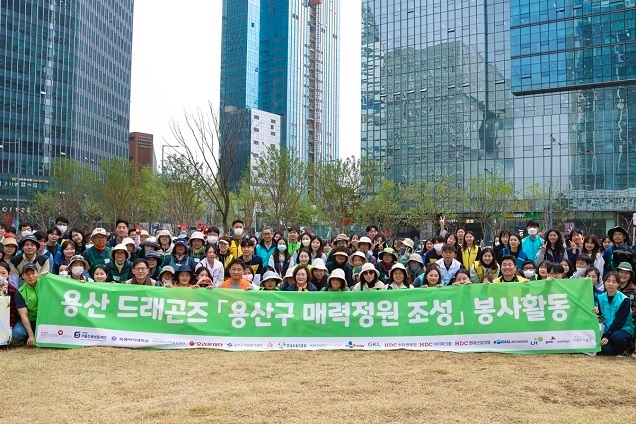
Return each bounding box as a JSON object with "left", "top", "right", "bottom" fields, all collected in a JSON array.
[
  {"left": 361, "top": 0, "right": 636, "bottom": 233},
  {"left": 220, "top": 0, "right": 339, "bottom": 188},
  {"left": 0, "top": 0, "right": 134, "bottom": 217}
]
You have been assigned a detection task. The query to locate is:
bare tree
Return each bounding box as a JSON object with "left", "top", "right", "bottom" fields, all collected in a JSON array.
[
  {"left": 161, "top": 155, "right": 206, "bottom": 231},
  {"left": 170, "top": 103, "right": 250, "bottom": 233}
]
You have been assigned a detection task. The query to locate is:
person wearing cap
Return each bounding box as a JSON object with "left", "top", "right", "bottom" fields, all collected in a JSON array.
[
  {"left": 375, "top": 247, "right": 398, "bottom": 284},
  {"left": 162, "top": 238, "right": 196, "bottom": 271},
  {"left": 12, "top": 263, "right": 41, "bottom": 346},
  {"left": 155, "top": 229, "right": 174, "bottom": 261},
  {"left": 357, "top": 236, "right": 376, "bottom": 265},
  {"left": 615, "top": 262, "right": 636, "bottom": 317},
  {"left": 602, "top": 226, "right": 635, "bottom": 277},
  {"left": 143, "top": 251, "right": 162, "bottom": 281},
  {"left": 121, "top": 237, "right": 142, "bottom": 262},
  {"left": 174, "top": 264, "right": 195, "bottom": 287},
  {"left": 108, "top": 219, "right": 130, "bottom": 247},
  {"left": 596, "top": 271, "right": 635, "bottom": 356},
  {"left": 67, "top": 255, "right": 92, "bottom": 282},
  {"left": 279, "top": 266, "right": 296, "bottom": 291},
  {"left": 188, "top": 231, "right": 207, "bottom": 263},
  {"left": 321, "top": 268, "right": 349, "bottom": 291},
  {"left": 106, "top": 244, "right": 133, "bottom": 283},
  {"left": 309, "top": 258, "right": 329, "bottom": 290},
  {"left": 195, "top": 244, "right": 224, "bottom": 287},
  {"left": 406, "top": 253, "right": 425, "bottom": 285},
  {"left": 9, "top": 235, "right": 50, "bottom": 285},
  {"left": 260, "top": 270, "right": 282, "bottom": 291},
  {"left": 82, "top": 228, "right": 112, "bottom": 273},
  {"left": 386, "top": 263, "right": 412, "bottom": 289},
  {"left": 326, "top": 247, "right": 354, "bottom": 287},
  {"left": 2, "top": 237, "right": 18, "bottom": 262},
  {"left": 286, "top": 226, "right": 301, "bottom": 256},
  {"left": 158, "top": 266, "right": 175, "bottom": 287},
  {"left": 219, "top": 259, "right": 253, "bottom": 290},
  {"left": 352, "top": 262, "right": 385, "bottom": 290},
  {"left": 125, "top": 258, "right": 157, "bottom": 286},
  {"left": 239, "top": 239, "right": 263, "bottom": 280}
]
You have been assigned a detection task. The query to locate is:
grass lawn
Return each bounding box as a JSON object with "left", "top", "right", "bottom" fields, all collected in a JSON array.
[{"left": 2, "top": 347, "right": 635, "bottom": 423}]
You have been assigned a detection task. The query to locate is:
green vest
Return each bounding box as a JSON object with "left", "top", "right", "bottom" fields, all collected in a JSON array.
[
  {"left": 18, "top": 282, "right": 39, "bottom": 321},
  {"left": 84, "top": 246, "right": 112, "bottom": 271}
]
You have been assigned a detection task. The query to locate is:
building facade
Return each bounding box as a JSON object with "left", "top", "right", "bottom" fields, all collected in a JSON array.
[
  {"left": 361, "top": 0, "right": 636, "bottom": 234},
  {"left": 220, "top": 0, "right": 339, "bottom": 188},
  {"left": 0, "top": 0, "right": 134, "bottom": 218}
]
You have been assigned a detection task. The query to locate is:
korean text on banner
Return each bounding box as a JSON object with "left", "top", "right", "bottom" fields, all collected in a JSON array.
[{"left": 35, "top": 275, "right": 600, "bottom": 353}]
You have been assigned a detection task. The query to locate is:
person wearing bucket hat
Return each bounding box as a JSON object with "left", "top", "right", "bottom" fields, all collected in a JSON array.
[
  {"left": 352, "top": 262, "right": 384, "bottom": 290},
  {"left": 140, "top": 237, "right": 161, "bottom": 256},
  {"left": 386, "top": 262, "right": 412, "bottom": 289},
  {"left": 174, "top": 264, "right": 196, "bottom": 287},
  {"left": 348, "top": 250, "right": 368, "bottom": 268},
  {"left": 121, "top": 237, "right": 142, "bottom": 262},
  {"left": 322, "top": 268, "right": 349, "bottom": 291},
  {"left": 279, "top": 266, "right": 296, "bottom": 291},
  {"left": 260, "top": 270, "right": 282, "bottom": 291},
  {"left": 82, "top": 228, "right": 112, "bottom": 273},
  {"left": 158, "top": 265, "right": 175, "bottom": 287},
  {"left": 602, "top": 226, "right": 635, "bottom": 276},
  {"left": 143, "top": 250, "right": 162, "bottom": 280},
  {"left": 9, "top": 234, "right": 51, "bottom": 282},
  {"left": 162, "top": 238, "right": 196, "bottom": 271},
  {"left": 67, "top": 255, "right": 92, "bottom": 282},
  {"left": 188, "top": 231, "right": 207, "bottom": 262},
  {"left": 326, "top": 247, "right": 354, "bottom": 287},
  {"left": 309, "top": 258, "right": 329, "bottom": 290},
  {"left": 376, "top": 247, "right": 398, "bottom": 284},
  {"left": 155, "top": 229, "right": 174, "bottom": 260},
  {"left": 616, "top": 262, "right": 636, "bottom": 301},
  {"left": 397, "top": 238, "right": 415, "bottom": 265},
  {"left": 406, "top": 253, "right": 425, "bottom": 285},
  {"left": 357, "top": 236, "right": 376, "bottom": 265},
  {"left": 106, "top": 243, "right": 133, "bottom": 283}
]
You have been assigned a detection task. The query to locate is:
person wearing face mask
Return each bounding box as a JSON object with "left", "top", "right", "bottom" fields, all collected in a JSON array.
[
  {"left": 521, "top": 220, "right": 544, "bottom": 262},
  {"left": 228, "top": 219, "right": 247, "bottom": 258},
  {"left": 206, "top": 226, "right": 221, "bottom": 246},
  {"left": 423, "top": 236, "right": 445, "bottom": 264},
  {"left": 269, "top": 237, "right": 292, "bottom": 277},
  {"left": 397, "top": 238, "right": 415, "bottom": 265},
  {"left": 520, "top": 260, "right": 538, "bottom": 281},
  {"left": 54, "top": 216, "right": 70, "bottom": 240},
  {"left": 571, "top": 254, "right": 593, "bottom": 279},
  {"left": 140, "top": 237, "right": 161, "bottom": 256},
  {"left": 405, "top": 254, "right": 425, "bottom": 285},
  {"left": 255, "top": 226, "right": 276, "bottom": 266},
  {"left": 67, "top": 255, "right": 92, "bottom": 282},
  {"left": 17, "top": 222, "right": 34, "bottom": 241}
]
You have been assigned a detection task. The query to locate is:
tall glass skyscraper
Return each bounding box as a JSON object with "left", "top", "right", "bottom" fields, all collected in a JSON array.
[
  {"left": 0, "top": 0, "right": 134, "bottom": 216},
  {"left": 220, "top": 0, "right": 339, "bottom": 188},
  {"left": 361, "top": 0, "right": 636, "bottom": 232}
]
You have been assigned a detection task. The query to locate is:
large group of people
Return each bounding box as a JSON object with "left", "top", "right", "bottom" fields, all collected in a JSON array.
[{"left": 0, "top": 217, "right": 634, "bottom": 357}]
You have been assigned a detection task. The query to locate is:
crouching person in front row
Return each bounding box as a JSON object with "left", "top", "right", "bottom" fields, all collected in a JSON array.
[
  {"left": 597, "top": 271, "right": 635, "bottom": 357},
  {"left": 12, "top": 263, "right": 41, "bottom": 346}
]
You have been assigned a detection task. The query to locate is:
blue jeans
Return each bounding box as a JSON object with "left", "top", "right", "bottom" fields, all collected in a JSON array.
[
  {"left": 11, "top": 320, "right": 35, "bottom": 343},
  {"left": 600, "top": 330, "right": 633, "bottom": 355}
]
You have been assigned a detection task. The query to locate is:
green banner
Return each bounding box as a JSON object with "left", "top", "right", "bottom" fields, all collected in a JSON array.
[{"left": 35, "top": 275, "right": 599, "bottom": 353}]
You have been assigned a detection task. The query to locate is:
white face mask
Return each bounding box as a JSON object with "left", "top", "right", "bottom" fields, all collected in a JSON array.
[
  {"left": 71, "top": 266, "right": 85, "bottom": 277},
  {"left": 523, "top": 270, "right": 535, "bottom": 279},
  {"left": 242, "top": 274, "right": 253, "bottom": 282},
  {"left": 59, "top": 270, "right": 69, "bottom": 277},
  {"left": 162, "top": 278, "right": 173, "bottom": 285},
  {"left": 433, "top": 243, "right": 443, "bottom": 252},
  {"left": 302, "top": 239, "right": 310, "bottom": 247},
  {"left": 21, "top": 230, "right": 32, "bottom": 238},
  {"left": 57, "top": 225, "right": 68, "bottom": 234},
  {"left": 234, "top": 228, "right": 244, "bottom": 236},
  {"left": 144, "top": 246, "right": 154, "bottom": 253},
  {"left": 208, "top": 236, "right": 218, "bottom": 244},
  {"left": 575, "top": 267, "right": 587, "bottom": 276},
  {"left": 277, "top": 245, "right": 287, "bottom": 251},
  {"left": 528, "top": 228, "right": 538, "bottom": 236},
  {"left": 494, "top": 242, "right": 500, "bottom": 247}
]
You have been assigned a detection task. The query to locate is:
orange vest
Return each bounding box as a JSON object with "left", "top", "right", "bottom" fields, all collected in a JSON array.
[{"left": 220, "top": 279, "right": 252, "bottom": 289}]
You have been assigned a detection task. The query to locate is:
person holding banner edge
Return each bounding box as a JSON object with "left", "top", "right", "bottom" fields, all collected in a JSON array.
[{"left": 12, "top": 263, "right": 40, "bottom": 346}]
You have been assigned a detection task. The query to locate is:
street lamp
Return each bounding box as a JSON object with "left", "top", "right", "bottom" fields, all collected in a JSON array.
[
  {"left": 0, "top": 140, "right": 22, "bottom": 224},
  {"left": 161, "top": 144, "right": 179, "bottom": 172}
]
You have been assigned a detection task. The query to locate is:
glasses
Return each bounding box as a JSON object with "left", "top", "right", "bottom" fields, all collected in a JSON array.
[{"left": 363, "top": 270, "right": 375, "bottom": 275}]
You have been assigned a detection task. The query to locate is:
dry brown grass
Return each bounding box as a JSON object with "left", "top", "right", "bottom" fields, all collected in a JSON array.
[{"left": 1, "top": 348, "right": 634, "bottom": 423}]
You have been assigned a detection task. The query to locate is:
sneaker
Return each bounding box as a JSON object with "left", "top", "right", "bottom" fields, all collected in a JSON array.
[
  {"left": 583, "top": 352, "right": 596, "bottom": 357},
  {"left": 617, "top": 350, "right": 628, "bottom": 358},
  {"left": 631, "top": 352, "right": 636, "bottom": 359}
]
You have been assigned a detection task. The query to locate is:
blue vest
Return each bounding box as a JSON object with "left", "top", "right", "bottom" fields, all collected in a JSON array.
[{"left": 598, "top": 291, "right": 635, "bottom": 337}]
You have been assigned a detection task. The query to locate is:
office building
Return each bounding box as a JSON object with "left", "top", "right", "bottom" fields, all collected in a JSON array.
[
  {"left": 0, "top": 0, "right": 134, "bottom": 217},
  {"left": 220, "top": 0, "right": 339, "bottom": 188},
  {"left": 361, "top": 0, "right": 636, "bottom": 233}
]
